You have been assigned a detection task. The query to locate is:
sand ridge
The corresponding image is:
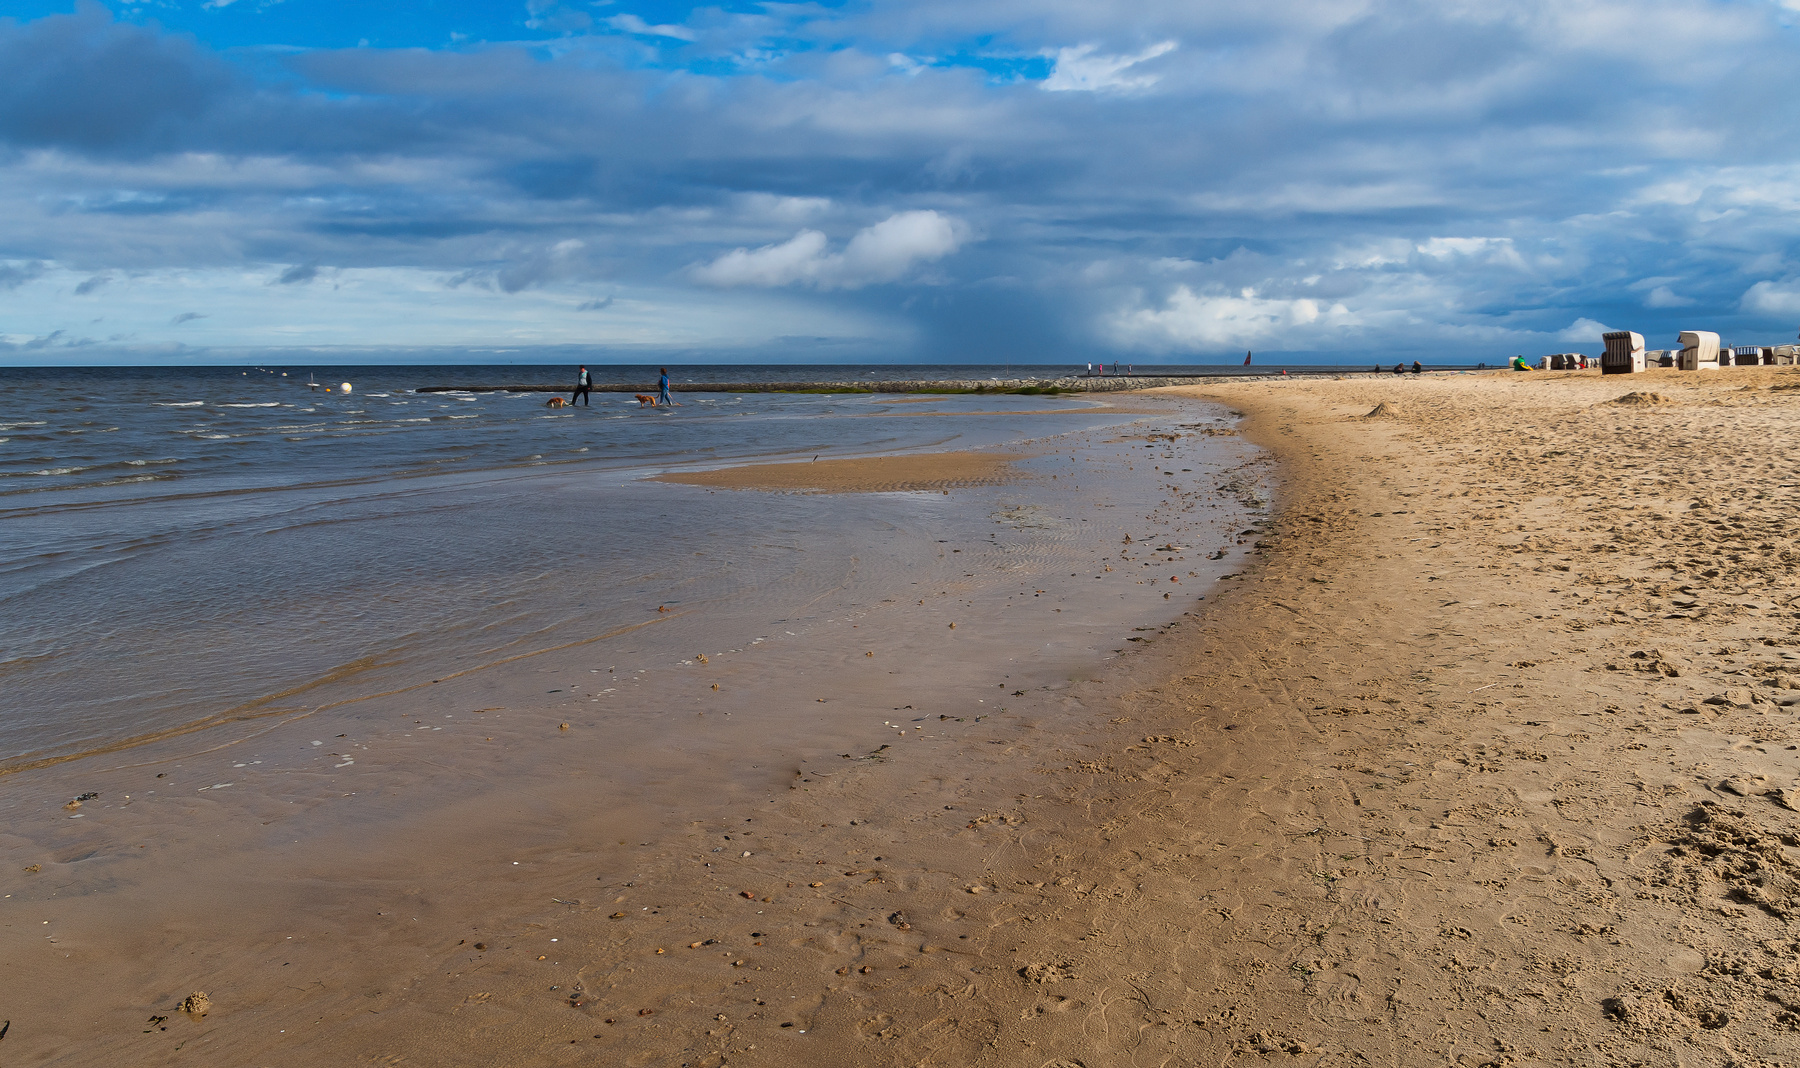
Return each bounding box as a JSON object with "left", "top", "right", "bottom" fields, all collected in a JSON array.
[{"left": 653, "top": 450, "right": 1022, "bottom": 494}]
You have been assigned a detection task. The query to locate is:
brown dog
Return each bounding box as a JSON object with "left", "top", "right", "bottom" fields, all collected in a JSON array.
[
  {"left": 545, "top": 396, "right": 567, "bottom": 408},
  {"left": 635, "top": 394, "right": 657, "bottom": 407}
]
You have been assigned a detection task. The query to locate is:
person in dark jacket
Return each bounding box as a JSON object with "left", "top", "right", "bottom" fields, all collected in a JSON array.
[{"left": 571, "top": 365, "right": 592, "bottom": 406}]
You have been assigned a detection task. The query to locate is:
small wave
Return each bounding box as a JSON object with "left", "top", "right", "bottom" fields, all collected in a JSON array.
[
  {"left": 219, "top": 402, "right": 282, "bottom": 408},
  {"left": 0, "top": 421, "right": 47, "bottom": 430},
  {"left": 195, "top": 434, "right": 234, "bottom": 440},
  {"left": 124, "top": 458, "right": 179, "bottom": 467},
  {"left": 154, "top": 401, "right": 205, "bottom": 408},
  {"left": 28, "top": 466, "right": 97, "bottom": 476}
]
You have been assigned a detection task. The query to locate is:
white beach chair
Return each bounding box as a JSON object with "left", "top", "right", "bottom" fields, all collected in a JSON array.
[
  {"left": 1677, "top": 331, "right": 1720, "bottom": 371},
  {"left": 1601, "top": 331, "right": 1645, "bottom": 374},
  {"left": 1774, "top": 345, "right": 1797, "bottom": 366}
]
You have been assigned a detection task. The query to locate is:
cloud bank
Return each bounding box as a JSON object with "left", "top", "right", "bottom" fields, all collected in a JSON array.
[{"left": 3, "top": 1, "right": 1800, "bottom": 364}]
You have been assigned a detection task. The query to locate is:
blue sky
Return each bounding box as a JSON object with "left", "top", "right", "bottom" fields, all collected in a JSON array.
[{"left": 4, "top": 0, "right": 1800, "bottom": 364}]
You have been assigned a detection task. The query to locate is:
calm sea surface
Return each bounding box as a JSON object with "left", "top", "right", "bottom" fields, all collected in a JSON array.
[{"left": 1, "top": 365, "right": 1253, "bottom": 769}]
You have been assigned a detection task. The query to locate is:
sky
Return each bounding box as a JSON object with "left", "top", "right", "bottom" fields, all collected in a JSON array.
[{"left": 4, "top": 1, "right": 1800, "bottom": 365}]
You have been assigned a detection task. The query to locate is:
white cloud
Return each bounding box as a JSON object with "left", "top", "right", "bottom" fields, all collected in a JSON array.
[
  {"left": 692, "top": 229, "right": 830, "bottom": 288},
  {"left": 692, "top": 211, "right": 966, "bottom": 290},
  {"left": 1416, "top": 237, "right": 1526, "bottom": 268},
  {"left": 1557, "top": 317, "right": 1616, "bottom": 343},
  {"left": 1645, "top": 285, "right": 1692, "bottom": 308},
  {"left": 1109, "top": 285, "right": 1353, "bottom": 351},
  {"left": 1042, "top": 40, "right": 1177, "bottom": 93},
  {"left": 606, "top": 14, "right": 697, "bottom": 41},
  {"left": 1742, "top": 280, "right": 1800, "bottom": 315}
]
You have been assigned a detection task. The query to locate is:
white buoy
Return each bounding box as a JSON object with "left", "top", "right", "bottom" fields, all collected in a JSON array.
[{"left": 340, "top": 382, "right": 353, "bottom": 393}]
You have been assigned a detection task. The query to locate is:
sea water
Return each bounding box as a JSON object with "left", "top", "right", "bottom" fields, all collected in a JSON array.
[{"left": 0, "top": 365, "right": 1261, "bottom": 770}]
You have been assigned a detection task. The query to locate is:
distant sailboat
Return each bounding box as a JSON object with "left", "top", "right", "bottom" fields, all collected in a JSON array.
[{"left": 1243, "top": 351, "right": 1252, "bottom": 366}]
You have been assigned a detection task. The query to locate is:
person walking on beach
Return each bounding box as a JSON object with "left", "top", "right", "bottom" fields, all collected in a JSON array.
[
  {"left": 657, "top": 367, "right": 673, "bottom": 407},
  {"left": 571, "top": 365, "right": 592, "bottom": 406}
]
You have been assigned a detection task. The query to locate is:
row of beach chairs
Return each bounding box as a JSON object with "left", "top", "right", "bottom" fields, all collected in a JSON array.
[{"left": 1599, "top": 331, "right": 1798, "bottom": 374}]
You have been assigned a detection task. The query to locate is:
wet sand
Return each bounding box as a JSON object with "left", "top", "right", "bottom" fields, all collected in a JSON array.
[
  {"left": 654, "top": 451, "right": 1019, "bottom": 494},
  {"left": 10, "top": 367, "right": 1798, "bottom": 1066}
]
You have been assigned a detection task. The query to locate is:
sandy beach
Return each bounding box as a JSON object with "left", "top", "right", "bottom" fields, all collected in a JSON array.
[
  {"left": 8, "top": 368, "right": 1800, "bottom": 1066},
  {"left": 848, "top": 366, "right": 1800, "bottom": 1067}
]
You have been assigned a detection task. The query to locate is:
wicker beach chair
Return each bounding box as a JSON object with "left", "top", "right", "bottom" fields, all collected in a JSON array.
[
  {"left": 1601, "top": 331, "right": 1645, "bottom": 375},
  {"left": 1774, "top": 345, "right": 1797, "bottom": 366},
  {"left": 1677, "top": 331, "right": 1720, "bottom": 371}
]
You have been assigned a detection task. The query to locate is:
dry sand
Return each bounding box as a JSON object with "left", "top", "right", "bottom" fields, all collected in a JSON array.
[
  {"left": 11, "top": 368, "right": 1800, "bottom": 1066},
  {"left": 654, "top": 450, "right": 1020, "bottom": 494}
]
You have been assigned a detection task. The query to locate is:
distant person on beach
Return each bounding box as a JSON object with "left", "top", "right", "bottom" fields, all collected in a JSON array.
[
  {"left": 571, "top": 365, "right": 591, "bottom": 406},
  {"left": 1410, "top": 361, "right": 1423, "bottom": 374},
  {"left": 657, "top": 368, "right": 673, "bottom": 407},
  {"left": 1393, "top": 363, "right": 1405, "bottom": 375},
  {"left": 1510, "top": 355, "right": 1532, "bottom": 371}
]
